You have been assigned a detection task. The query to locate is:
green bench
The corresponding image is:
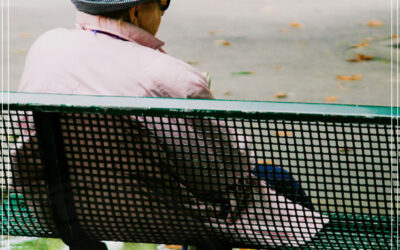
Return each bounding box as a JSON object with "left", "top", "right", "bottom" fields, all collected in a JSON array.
[{"left": 1, "top": 92, "right": 398, "bottom": 249}]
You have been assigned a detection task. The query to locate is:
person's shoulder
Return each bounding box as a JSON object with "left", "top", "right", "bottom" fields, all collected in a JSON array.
[
  {"left": 33, "top": 28, "right": 73, "bottom": 43},
  {"left": 143, "top": 51, "right": 213, "bottom": 99},
  {"left": 28, "top": 28, "right": 77, "bottom": 54}
]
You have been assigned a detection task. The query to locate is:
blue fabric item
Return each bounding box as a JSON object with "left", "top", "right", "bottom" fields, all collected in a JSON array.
[{"left": 252, "top": 164, "right": 314, "bottom": 210}]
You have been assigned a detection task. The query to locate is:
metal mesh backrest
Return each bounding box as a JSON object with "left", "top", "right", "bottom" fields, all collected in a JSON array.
[
  {"left": 1, "top": 111, "right": 58, "bottom": 237},
  {"left": 1, "top": 95, "right": 399, "bottom": 249}
]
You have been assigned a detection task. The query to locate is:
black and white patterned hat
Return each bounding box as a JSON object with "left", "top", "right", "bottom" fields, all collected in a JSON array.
[{"left": 71, "top": 0, "right": 154, "bottom": 15}]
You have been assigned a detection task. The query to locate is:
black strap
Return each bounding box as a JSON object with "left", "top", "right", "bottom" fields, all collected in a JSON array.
[
  {"left": 33, "top": 112, "right": 107, "bottom": 249},
  {"left": 196, "top": 236, "right": 232, "bottom": 250}
]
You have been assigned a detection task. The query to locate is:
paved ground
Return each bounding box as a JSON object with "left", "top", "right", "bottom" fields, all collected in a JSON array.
[{"left": 7, "top": 0, "right": 394, "bottom": 105}]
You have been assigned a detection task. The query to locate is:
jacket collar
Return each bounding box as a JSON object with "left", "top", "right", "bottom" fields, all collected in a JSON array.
[{"left": 75, "top": 11, "right": 165, "bottom": 50}]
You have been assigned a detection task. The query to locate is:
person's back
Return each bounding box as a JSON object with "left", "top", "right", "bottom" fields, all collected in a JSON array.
[{"left": 19, "top": 11, "right": 211, "bottom": 99}]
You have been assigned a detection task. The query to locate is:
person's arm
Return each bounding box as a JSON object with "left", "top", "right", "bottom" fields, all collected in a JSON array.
[{"left": 157, "top": 80, "right": 330, "bottom": 247}]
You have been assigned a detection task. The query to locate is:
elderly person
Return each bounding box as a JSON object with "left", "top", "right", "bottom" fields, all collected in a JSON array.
[{"left": 16, "top": 0, "right": 328, "bottom": 248}]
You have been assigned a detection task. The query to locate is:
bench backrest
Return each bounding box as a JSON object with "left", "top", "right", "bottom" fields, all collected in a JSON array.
[{"left": 1, "top": 92, "right": 399, "bottom": 249}]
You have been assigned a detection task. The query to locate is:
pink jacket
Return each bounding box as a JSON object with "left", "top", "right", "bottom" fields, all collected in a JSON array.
[
  {"left": 16, "top": 11, "right": 328, "bottom": 247},
  {"left": 19, "top": 11, "right": 211, "bottom": 99}
]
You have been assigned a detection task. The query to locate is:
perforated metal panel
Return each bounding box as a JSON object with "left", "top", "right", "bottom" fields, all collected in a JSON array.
[
  {"left": 1, "top": 110, "right": 58, "bottom": 238},
  {"left": 1, "top": 93, "right": 399, "bottom": 249}
]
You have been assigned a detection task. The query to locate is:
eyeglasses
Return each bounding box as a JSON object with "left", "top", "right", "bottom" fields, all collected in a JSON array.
[{"left": 158, "top": 0, "right": 170, "bottom": 11}]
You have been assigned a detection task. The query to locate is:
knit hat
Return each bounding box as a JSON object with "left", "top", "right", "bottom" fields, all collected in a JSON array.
[{"left": 71, "top": 0, "right": 155, "bottom": 15}]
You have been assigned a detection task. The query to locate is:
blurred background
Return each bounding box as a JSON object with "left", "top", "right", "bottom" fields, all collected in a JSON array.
[{"left": 4, "top": 0, "right": 395, "bottom": 249}]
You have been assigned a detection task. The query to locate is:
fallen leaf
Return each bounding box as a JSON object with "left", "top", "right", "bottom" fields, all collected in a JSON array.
[
  {"left": 214, "top": 40, "right": 231, "bottom": 46},
  {"left": 209, "top": 30, "right": 222, "bottom": 36},
  {"left": 357, "top": 54, "right": 373, "bottom": 60},
  {"left": 347, "top": 54, "right": 374, "bottom": 62},
  {"left": 337, "top": 74, "right": 363, "bottom": 81},
  {"left": 8, "top": 135, "right": 18, "bottom": 142},
  {"left": 325, "top": 96, "right": 338, "bottom": 103},
  {"left": 165, "top": 246, "right": 182, "bottom": 250},
  {"left": 339, "top": 147, "right": 354, "bottom": 154},
  {"left": 257, "top": 159, "right": 277, "bottom": 165},
  {"left": 289, "top": 22, "right": 304, "bottom": 28},
  {"left": 392, "top": 34, "right": 398, "bottom": 39},
  {"left": 231, "top": 71, "right": 255, "bottom": 75},
  {"left": 367, "top": 20, "right": 384, "bottom": 27},
  {"left": 274, "top": 65, "right": 283, "bottom": 70},
  {"left": 351, "top": 38, "right": 371, "bottom": 48},
  {"left": 277, "top": 131, "right": 293, "bottom": 137},
  {"left": 274, "top": 92, "right": 288, "bottom": 99},
  {"left": 223, "top": 90, "right": 232, "bottom": 96},
  {"left": 12, "top": 49, "right": 27, "bottom": 55},
  {"left": 187, "top": 61, "right": 199, "bottom": 65}
]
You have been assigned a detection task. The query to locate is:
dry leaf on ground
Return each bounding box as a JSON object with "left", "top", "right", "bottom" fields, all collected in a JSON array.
[
  {"left": 347, "top": 54, "right": 374, "bottom": 62},
  {"left": 277, "top": 131, "right": 293, "bottom": 137},
  {"left": 223, "top": 90, "right": 232, "bottom": 96},
  {"left": 325, "top": 96, "right": 338, "bottom": 103},
  {"left": 339, "top": 147, "right": 354, "bottom": 154},
  {"left": 289, "top": 22, "right": 304, "bottom": 28},
  {"left": 231, "top": 71, "right": 255, "bottom": 75},
  {"left": 367, "top": 20, "right": 384, "bottom": 27},
  {"left": 351, "top": 38, "right": 371, "bottom": 48},
  {"left": 257, "top": 159, "right": 277, "bottom": 165},
  {"left": 214, "top": 40, "right": 231, "bottom": 46},
  {"left": 165, "top": 246, "right": 182, "bottom": 250},
  {"left": 187, "top": 61, "right": 199, "bottom": 65},
  {"left": 356, "top": 54, "right": 373, "bottom": 61},
  {"left": 337, "top": 74, "right": 363, "bottom": 81},
  {"left": 12, "top": 49, "right": 27, "bottom": 55},
  {"left": 274, "top": 92, "right": 288, "bottom": 99},
  {"left": 392, "top": 34, "right": 398, "bottom": 39},
  {"left": 188, "top": 61, "right": 199, "bottom": 65},
  {"left": 274, "top": 65, "right": 283, "bottom": 70}
]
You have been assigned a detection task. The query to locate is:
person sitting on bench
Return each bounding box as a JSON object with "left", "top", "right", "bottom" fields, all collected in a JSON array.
[{"left": 16, "top": 0, "right": 329, "bottom": 247}]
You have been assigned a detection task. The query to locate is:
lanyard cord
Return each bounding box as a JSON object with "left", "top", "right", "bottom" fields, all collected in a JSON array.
[{"left": 93, "top": 30, "right": 128, "bottom": 41}]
